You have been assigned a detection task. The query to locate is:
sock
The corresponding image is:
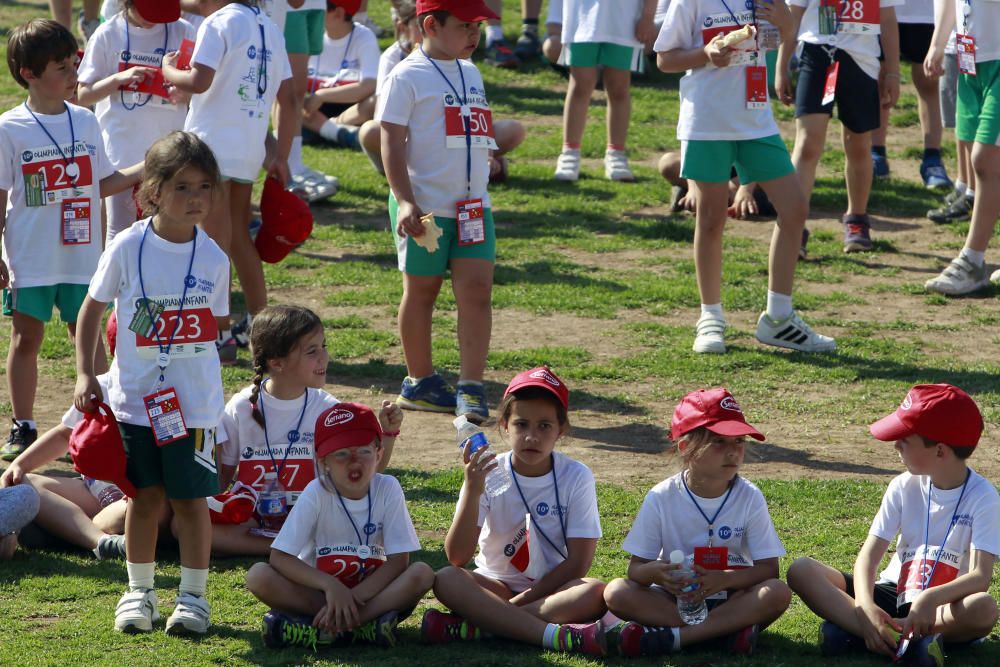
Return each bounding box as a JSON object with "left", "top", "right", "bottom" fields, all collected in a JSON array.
[
  {"left": 127, "top": 561, "right": 155, "bottom": 592},
  {"left": 871, "top": 145, "right": 887, "bottom": 157},
  {"left": 700, "top": 303, "right": 724, "bottom": 318},
  {"left": 671, "top": 626, "right": 681, "bottom": 650},
  {"left": 485, "top": 24, "right": 503, "bottom": 46},
  {"left": 562, "top": 142, "right": 581, "bottom": 151},
  {"left": 319, "top": 119, "right": 345, "bottom": 143},
  {"left": 542, "top": 623, "right": 560, "bottom": 649},
  {"left": 607, "top": 143, "right": 625, "bottom": 152},
  {"left": 522, "top": 18, "right": 539, "bottom": 36},
  {"left": 960, "top": 247, "right": 986, "bottom": 266},
  {"left": 954, "top": 180, "right": 967, "bottom": 195},
  {"left": 14, "top": 419, "right": 37, "bottom": 431},
  {"left": 289, "top": 136, "right": 304, "bottom": 176},
  {"left": 600, "top": 610, "right": 623, "bottom": 631},
  {"left": 766, "top": 290, "right": 793, "bottom": 321},
  {"left": 179, "top": 566, "right": 209, "bottom": 597},
  {"left": 923, "top": 147, "right": 941, "bottom": 160},
  {"left": 408, "top": 374, "right": 432, "bottom": 383}
]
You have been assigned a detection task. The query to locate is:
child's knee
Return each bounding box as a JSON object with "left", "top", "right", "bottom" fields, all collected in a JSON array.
[
  {"left": 170, "top": 496, "right": 208, "bottom": 518},
  {"left": 407, "top": 561, "right": 436, "bottom": 593},
  {"left": 760, "top": 578, "right": 793, "bottom": 614},
  {"left": 245, "top": 562, "right": 275, "bottom": 596},
  {"left": 603, "top": 577, "right": 635, "bottom": 611},
  {"left": 962, "top": 592, "right": 999, "bottom": 634},
  {"left": 786, "top": 556, "right": 821, "bottom": 591},
  {"left": 578, "top": 577, "right": 607, "bottom": 605}
]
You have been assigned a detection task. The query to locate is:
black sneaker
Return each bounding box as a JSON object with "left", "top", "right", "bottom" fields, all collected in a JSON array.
[
  {"left": 231, "top": 314, "right": 251, "bottom": 348},
  {"left": 514, "top": 30, "right": 541, "bottom": 61},
  {"left": 799, "top": 227, "right": 811, "bottom": 260},
  {"left": 1, "top": 419, "right": 37, "bottom": 462},
  {"left": 94, "top": 534, "right": 128, "bottom": 561},
  {"left": 927, "top": 195, "right": 973, "bottom": 224}
]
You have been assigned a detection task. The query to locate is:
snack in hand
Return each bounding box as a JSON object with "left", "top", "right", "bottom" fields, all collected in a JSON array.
[
  {"left": 413, "top": 212, "right": 444, "bottom": 253},
  {"left": 717, "top": 24, "right": 755, "bottom": 49}
]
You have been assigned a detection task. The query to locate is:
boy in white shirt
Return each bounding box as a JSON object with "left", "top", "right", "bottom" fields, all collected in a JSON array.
[{"left": 788, "top": 384, "right": 1000, "bottom": 662}]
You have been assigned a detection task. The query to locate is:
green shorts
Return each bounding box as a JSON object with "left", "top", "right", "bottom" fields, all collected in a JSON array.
[
  {"left": 284, "top": 9, "right": 325, "bottom": 55},
  {"left": 121, "top": 422, "right": 220, "bottom": 499},
  {"left": 957, "top": 60, "right": 1000, "bottom": 145},
  {"left": 681, "top": 134, "right": 794, "bottom": 184},
  {"left": 389, "top": 195, "right": 496, "bottom": 276},
  {"left": 2, "top": 283, "right": 88, "bottom": 323},
  {"left": 565, "top": 42, "right": 643, "bottom": 72}
]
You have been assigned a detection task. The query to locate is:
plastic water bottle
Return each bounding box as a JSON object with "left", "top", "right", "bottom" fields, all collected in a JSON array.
[
  {"left": 454, "top": 415, "right": 511, "bottom": 498},
  {"left": 257, "top": 472, "right": 288, "bottom": 530},
  {"left": 670, "top": 549, "right": 708, "bottom": 625},
  {"left": 757, "top": 20, "right": 780, "bottom": 51},
  {"left": 84, "top": 477, "right": 125, "bottom": 508}
]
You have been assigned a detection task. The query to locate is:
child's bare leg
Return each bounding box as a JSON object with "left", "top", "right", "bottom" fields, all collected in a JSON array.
[
  {"left": 542, "top": 28, "right": 562, "bottom": 63},
  {"left": 208, "top": 522, "right": 273, "bottom": 557},
  {"left": 7, "top": 312, "right": 44, "bottom": 422},
  {"left": 337, "top": 98, "right": 375, "bottom": 126},
  {"left": 126, "top": 485, "right": 166, "bottom": 563},
  {"left": 786, "top": 557, "right": 864, "bottom": 633},
  {"left": 936, "top": 592, "right": 998, "bottom": 642},
  {"left": 912, "top": 64, "right": 944, "bottom": 151},
  {"left": 433, "top": 565, "right": 549, "bottom": 644},
  {"left": 562, "top": 66, "right": 598, "bottom": 146},
  {"left": 246, "top": 562, "right": 326, "bottom": 616},
  {"left": 791, "top": 114, "right": 830, "bottom": 201},
  {"left": 604, "top": 577, "right": 680, "bottom": 626},
  {"left": 495, "top": 119, "right": 526, "bottom": 156},
  {"left": 91, "top": 499, "right": 128, "bottom": 535},
  {"left": 659, "top": 151, "right": 682, "bottom": 185},
  {"left": 351, "top": 561, "right": 435, "bottom": 623},
  {"left": 228, "top": 181, "right": 266, "bottom": 315},
  {"left": 398, "top": 274, "right": 444, "bottom": 378},
  {"left": 450, "top": 258, "right": 493, "bottom": 382},
  {"left": 691, "top": 180, "right": 731, "bottom": 305},
  {"left": 758, "top": 172, "right": 808, "bottom": 296},
  {"left": 843, "top": 127, "right": 873, "bottom": 215},
  {"left": 965, "top": 142, "right": 1000, "bottom": 252},
  {"left": 517, "top": 578, "right": 606, "bottom": 623},
  {"left": 603, "top": 67, "right": 631, "bottom": 149},
  {"left": 25, "top": 474, "right": 106, "bottom": 549},
  {"left": 959, "top": 139, "right": 973, "bottom": 188},
  {"left": 170, "top": 497, "right": 210, "bottom": 569}
]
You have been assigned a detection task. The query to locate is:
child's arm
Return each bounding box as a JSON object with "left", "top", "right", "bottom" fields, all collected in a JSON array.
[
  {"left": 306, "top": 80, "right": 377, "bottom": 109},
  {"left": 879, "top": 8, "right": 901, "bottom": 109},
  {"left": 376, "top": 401, "right": 403, "bottom": 472},
  {"left": 73, "top": 295, "right": 110, "bottom": 413},
  {"left": 924, "top": 0, "right": 956, "bottom": 77},
  {"left": 509, "top": 537, "right": 599, "bottom": 606},
  {"left": 658, "top": 36, "right": 735, "bottom": 73},
  {"left": 0, "top": 425, "right": 73, "bottom": 487},
  {"left": 636, "top": 0, "right": 658, "bottom": 45},
  {"left": 852, "top": 534, "right": 900, "bottom": 657},
  {"left": 269, "top": 547, "right": 360, "bottom": 633},
  {"left": 443, "top": 442, "right": 495, "bottom": 566},
  {"left": 381, "top": 121, "right": 426, "bottom": 239},
  {"left": 99, "top": 162, "right": 144, "bottom": 198},
  {"left": 775, "top": 5, "right": 805, "bottom": 105},
  {"left": 76, "top": 67, "right": 160, "bottom": 107},
  {"left": 161, "top": 52, "right": 216, "bottom": 94},
  {"left": 626, "top": 555, "right": 689, "bottom": 595},
  {"left": 0, "top": 190, "right": 7, "bottom": 289},
  {"left": 902, "top": 548, "right": 996, "bottom": 639},
  {"left": 349, "top": 552, "right": 409, "bottom": 605},
  {"left": 694, "top": 556, "right": 780, "bottom": 598},
  {"left": 269, "top": 78, "right": 296, "bottom": 185}
]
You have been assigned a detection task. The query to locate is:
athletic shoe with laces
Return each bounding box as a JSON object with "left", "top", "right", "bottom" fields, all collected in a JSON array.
[
  {"left": 456, "top": 383, "right": 489, "bottom": 424},
  {"left": 909, "top": 633, "right": 945, "bottom": 667},
  {"left": 728, "top": 624, "right": 759, "bottom": 655},
  {"left": 554, "top": 149, "right": 581, "bottom": 181},
  {"left": 231, "top": 313, "right": 251, "bottom": 348},
  {"left": 872, "top": 151, "right": 890, "bottom": 179},
  {"left": 94, "top": 533, "right": 127, "bottom": 561},
  {"left": 617, "top": 622, "right": 677, "bottom": 657},
  {"left": 485, "top": 39, "right": 521, "bottom": 68},
  {"left": 262, "top": 608, "right": 340, "bottom": 650},
  {"left": 693, "top": 312, "right": 726, "bottom": 354},
  {"left": 352, "top": 609, "right": 400, "bottom": 647},
  {"left": 755, "top": 311, "right": 836, "bottom": 352},
  {"left": 920, "top": 157, "right": 953, "bottom": 191},
  {"left": 843, "top": 214, "right": 873, "bottom": 253},
  {"left": 604, "top": 150, "right": 635, "bottom": 182},
  {"left": 927, "top": 194, "right": 973, "bottom": 224},
  {"left": 397, "top": 373, "right": 457, "bottom": 413},
  {"left": 216, "top": 333, "right": 238, "bottom": 366},
  {"left": 818, "top": 620, "right": 863, "bottom": 656},
  {"left": 115, "top": 588, "right": 160, "bottom": 633},
  {"left": 514, "top": 30, "right": 542, "bottom": 61},
  {"left": 166, "top": 592, "right": 211, "bottom": 635},
  {"left": 925, "top": 255, "right": 989, "bottom": 295},
  {"left": 421, "top": 609, "right": 480, "bottom": 644},
  {"left": 553, "top": 621, "right": 606, "bottom": 656},
  {"left": 1, "top": 419, "right": 37, "bottom": 462}
]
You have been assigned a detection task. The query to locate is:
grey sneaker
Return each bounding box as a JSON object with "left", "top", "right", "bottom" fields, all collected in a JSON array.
[
  {"left": 693, "top": 312, "right": 726, "bottom": 354},
  {"left": 166, "top": 592, "right": 211, "bottom": 635},
  {"left": 925, "top": 255, "right": 989, "bottom": 295},
  {"left": 755, "top": 311, "right": 836, "bottom": 352},
  {"left": 94, "top": 534, "right": 127, "bottom": 561},
  {"left": 115, "top": 589, "right": 160, "bottom": 633}
]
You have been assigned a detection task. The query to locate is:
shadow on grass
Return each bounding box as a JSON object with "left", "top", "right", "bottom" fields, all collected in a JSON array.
[
  {"left": 749, "top": 441, "right": 897, "bottom": 477},
  {"left": 0, "top": 547, "right": 180, "bottom": 589},
  {"left": 577, "top": 423, "right": 670, "bottom": 455}
]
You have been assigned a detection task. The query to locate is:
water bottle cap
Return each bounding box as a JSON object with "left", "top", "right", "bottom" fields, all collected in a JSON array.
[
  {"left": 669, "top": 549, "right": 685, "bottom": 564},
  {"left": 453, "top": 415, "right": 468, "bottom": 428}
]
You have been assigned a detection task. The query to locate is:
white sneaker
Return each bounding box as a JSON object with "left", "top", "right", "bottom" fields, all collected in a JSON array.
[
  {"left": 991, "top": 268, "right": 1000, "bottom": 285},
  {"left": 291, "top": 168, "right": 338, "bottom": 203},
  {"left": 115, "top": 589, "right": 160, "bottom": 633},
  {"left": 925, "top": 255, "right": 989, "bottom": 295},
  {"left": 604, "top": 150, "right": 635, "bottom": 182},
  {"left": 693, "top": 312, "right": 726, "bottom": 353},
  {"left": 554, "top": 150, "right": 581, "bottom": 181},
  {"left": 165, "top": 592, "right": 211, "bottom": 635},
  {"left": 755, "top": 311, "right": 836, "bottom": 352}
]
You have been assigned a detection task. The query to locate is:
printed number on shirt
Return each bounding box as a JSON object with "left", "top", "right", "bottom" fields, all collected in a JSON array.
[
  {"left": 133, "top": 297, "right": 218, "bottom": 359},
  {"left": 896, "top": 545, "right": 962, "bottom": 607},
  {"left": 20, "top": 144, "right": 93, "bottom": 207},
  {"left": 317, "top": 545, "right": 386, "bottom": 587},
  {"left": 443, "top": 92, "right": 498, "bottom": 150}
]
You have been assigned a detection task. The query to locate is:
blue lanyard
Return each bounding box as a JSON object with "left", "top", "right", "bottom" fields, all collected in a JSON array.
[
  {"left": 720, "top": 0, "right": 760, "bottom": 61},
  {"left": 681, "top": 472, "right": 736, "bottom": 547},
  {"left": 310, "top": 26, "right": 354, "bottom": 91},
  {"left": 421, "top": 46, "right": 472, "bottom": 197},
  {"left": 121, "top": 18, "right": 169, "bottom": 110},
  {"left": 137, "top": 220, "right": 198, "bottom": 385},
  {"left": 244, "top": 4, "right": 268, "bottom": 97},
  {"left": 258, "top": 387, "right": 309, "bottom": 479},
  {"left": 335, "top": 485, "right": 373, "bottom": 577},
  {"left": 920, "top": 469, "right": 971, "bottom": 591},
  {"left": 23, "top": 102, "right": 78, "bottom": 182},
  {"left": 511, "top": 455, "right": 569, "bottom": 561}
]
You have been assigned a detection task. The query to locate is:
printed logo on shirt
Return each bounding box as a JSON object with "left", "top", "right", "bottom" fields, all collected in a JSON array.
[
  {"left": 364, "top": 522, "right": 377, "bottom": 535},
  {"left": 505, "top": 525, "right": 530, "bottom": 572},
  {"left": 247, "top": 45, "right": 257, "bottom": 60},
  {"left": 535, "top": 501, "right": 567, "bottom": 517},
  {"left": 717, "top": 525, "right": 733, "bottom": 540},
  {"left": 196, "top": 277, "right": 216, "bottom": 293}
]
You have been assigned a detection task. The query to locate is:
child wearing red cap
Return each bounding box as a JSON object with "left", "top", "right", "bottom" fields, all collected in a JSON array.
[
  {"left": 787, "top": 384, "right": 1000, "bottom": 663},
  {"left": 425, "top": 367, "right": 608, "bottom": 656},
  {"left": 603, "top": 388, "right": 790, "bottom": 657},
  {"left": 245, "top": 402, "right": 432, "bottom": 650}
]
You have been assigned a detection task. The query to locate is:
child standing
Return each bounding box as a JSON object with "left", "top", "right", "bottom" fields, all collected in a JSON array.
[
  {"left": 777, "top": 0, "right": 901, "bottom": 253},
  {"left": 787, "top": 384, "right": 1000, "bottom": 662},
  {"left": 655, "top": 1, "right": 836, "bottom": 354},
  {"left": 425, "top": 367, "right": 607, "bottom": 657},
  {"left": 0, "top": 19, "right": 142, "bottom": 462},
  {"left": 245, "top": 402, "right": 433, "bottom": 649},
  {"left": 377, "top": 0, "right": 500, "bottom": 422},
  {"left": 553, "top": 0, "right": 657, "bottom": 182},
  {"left": 73, "top": 131, "right": 230, "bottom": 635}
]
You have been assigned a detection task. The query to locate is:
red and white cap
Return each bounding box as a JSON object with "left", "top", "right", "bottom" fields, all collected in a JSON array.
[
  {"left": 314, "top": 403, "right": 383, "bottom": 459},
  {"left": 670, "top": 388, "right": 765, "bottom": 441},
  {"left": 504, "top": 366, "right": 569, "bottom": 410},
  {"left": 869, "top": 384, "right": 983, "bottom": 447},
  {"left": 133, "top": 0, "right": 181, "bottom": 23},
  {"left": 327, "top": 0, "right": 363, "bottom": 14},
  {"left": 416, "top": 0, "right": 499, "bottom": 22}
]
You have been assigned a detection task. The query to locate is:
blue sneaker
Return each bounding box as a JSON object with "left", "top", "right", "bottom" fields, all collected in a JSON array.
[
  {"left": 456, "top": 382, "right": 489, "bottom": 424},
  {"left": 396, "top": 373, "right": 457, "bottom": 413},
  {"left": 920, "top": 157, "right": 953, "bottom": 191},
  {"left": 818, "top": 621, "right": 862, "bottom": 657},
  {"left": 909, "top": 633, "right": 945, "bottom": 667},
  {"left": 872, "top": 151, "right": 890, "bottom": 179}
]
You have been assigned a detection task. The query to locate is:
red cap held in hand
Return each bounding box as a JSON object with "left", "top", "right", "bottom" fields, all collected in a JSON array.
[
  {"left": 69, "top": 403, "right": 137, "bottom": 498},
  {"left": 255, "top": 178, "right": 314, "bottom": 263}
]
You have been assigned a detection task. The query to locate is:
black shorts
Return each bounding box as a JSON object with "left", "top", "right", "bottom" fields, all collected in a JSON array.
[
  {"left": 842, "top": 573, "right": 910, "bottom": 618},
  {"left": 795, "top": 42, "right": 881, "bottom": 134},
  {"left": 899, "top": 23, "right": 935, "bottom": 64}
]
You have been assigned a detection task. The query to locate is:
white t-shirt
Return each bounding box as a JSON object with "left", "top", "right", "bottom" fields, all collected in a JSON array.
[
  {"left": 310, "top": 23, "right": 380, "bottom": 87},
  {"left": 623, "top": 473, "right": 786, "bottom": 569},
  {"left": 272, "top": 475, "right": 421, "bottom": 588},
  {"left": 185, "top": 3, "right": 292, "bottom": 181},
  {"left": 953, "top": 1, "right": 1000, "bottom": 63},
  {"left": 88, "top": 218, "right": 229, "bottom": 427},
  {"left": 220, "top": 385, "right": 339, "bottom": 507},
  {"left": 0, "top": 103, "right": 112, "bottom": 289},
  {"left": 561, "top": 0, "right": 644, "bottom": 47},
  {"left": 376, "top": 41, "right": 409, "bottom": 96},
  {"left": 792, "top": 0, "right": 902, "bottom": 79},
  {"left": 376, "top": 54, "right": 493, "bottom": 217},
  {"left": 463, "top": 451, "right": 602, "bottom": 593},
  {"left": 78, "top": 14, "right": 194, "bottom": 168},
  {"left": 896, "top": 0, "right": 934, "bottom": 23},
  {"left": 656, "top": 0, "right": 673, "bottom": 24},
  {"left": 289, "top": 0, "right": 325, "bottom": 11},
  {"left": 870, "top": 470, "right": 1000, "bottom": 608},
  {"left": 654, "top": 0, "right": 780, "bottom": 140}
]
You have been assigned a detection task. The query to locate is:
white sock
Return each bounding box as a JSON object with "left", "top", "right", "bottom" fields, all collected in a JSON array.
[
  {"left": 542, "top": 623, "right": 559, "bottom": 649},
  {"left": 485, "top": 24, "right": 503, "bottom": 46},
  {"left": 954, "top": 180, "right": 967, "bottom": 195},
  {"left": 179, "top": 566, "right": 209, "bottom": 597},
  {"left": 671, "top": 626, "right": 681, "bottom": 650},
  {"left": 14, "top": 419, "right": 37, "bottom": 431},
  {"left": 700, "top": 303, "right": 724, "bottom": 318},
  {"left": 766, "top": 290, "right": 793, "bottom": 321},
  {"left": 960, "top": 247, "right": 986, "bottom": 266},
  {"left": 289, "top": 136, "right": 304, "bottom": 176},
  {"left": 127, "top": 561, "right": 155, "bottom": 591},
  {"left": 319, "top": 119, "right": 344, "bottom": 142},
  {"left": 600, "top": 610, "right": 623, "bottom": 630},
  {"left": 965, "top": 188, "right": 975, "bottom": 199}
]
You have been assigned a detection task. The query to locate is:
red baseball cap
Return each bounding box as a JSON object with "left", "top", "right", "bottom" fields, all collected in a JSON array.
[
  {"left": 416, "top": 0, "right": 499, "bottom": 22},
  {"left": 133, "top": 0, "right": 181, "bottom": 24},
  {"left": 255, "top": 177, "right": 314, "bottom": 263},
  {"left": 315, "top": 403, "right": 383, "bottom": 458},
  {"left": 327, "top": 0, "right": 363, "bottom": 14},
  {"left": 869, "top": 384, "right": 983, "bottom": 447},
  {"left": 671, "top": 388, "right": 765, "bottom": 441},
  {"left": 504, "top": 366, "right": 569, "bottom": 410},
  {"left": 69, "top": 403, "right": 137, "bottom": 498}
]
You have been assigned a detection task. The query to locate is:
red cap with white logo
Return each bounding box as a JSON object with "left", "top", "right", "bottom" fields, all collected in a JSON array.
[
  {"left": 670, "top": 388, "right": 765, "bottom": 441},
  {"left": 314, "top": 402, "right": 383, "bottom": 459},
  {"left": 504, "top": 366, "right": 569, "bottom": 410},
  {"left": 869, "top": 384, "right": 983, "bottom": 447},
  {"left": 415, "top": 0, "right": 500, "bottom": 22}
]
